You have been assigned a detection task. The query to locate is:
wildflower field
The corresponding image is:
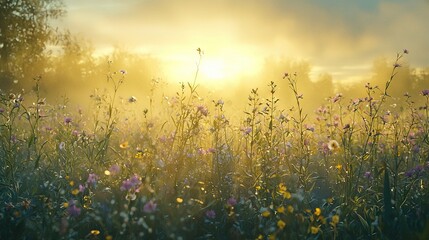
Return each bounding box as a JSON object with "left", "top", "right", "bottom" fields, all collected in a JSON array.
[{"left": 1, "top": 50, "right": 429, "bottom": 240}]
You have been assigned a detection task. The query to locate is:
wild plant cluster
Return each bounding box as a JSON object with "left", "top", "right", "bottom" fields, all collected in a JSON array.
[{"left": 1, "top": 50, "right": 429, "bottom": 239}]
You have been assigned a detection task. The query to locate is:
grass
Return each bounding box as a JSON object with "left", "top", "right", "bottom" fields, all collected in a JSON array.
[{"left": 1, "top": 50, "right": 429, "bottom": 239}]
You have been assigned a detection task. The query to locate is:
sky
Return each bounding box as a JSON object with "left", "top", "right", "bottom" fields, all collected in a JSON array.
[{"left": 57, "top": 0, "right": 429, "bottom": 87}]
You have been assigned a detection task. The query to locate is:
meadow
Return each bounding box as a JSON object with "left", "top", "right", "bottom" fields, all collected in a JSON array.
[{"left": 1, "top": 50, "right": 428, "bottom": 239}]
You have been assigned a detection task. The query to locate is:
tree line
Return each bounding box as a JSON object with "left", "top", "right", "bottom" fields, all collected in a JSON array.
[{"left": 1, "top": 0, "right": 428, "bottom": 110}]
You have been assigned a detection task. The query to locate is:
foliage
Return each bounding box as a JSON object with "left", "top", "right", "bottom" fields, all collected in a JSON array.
[
  {"left": 1, "top": 50, "right": 429, "bottom": 239},
  {"left": 0, "top": 0, "right": 65, "bottom": 88}
]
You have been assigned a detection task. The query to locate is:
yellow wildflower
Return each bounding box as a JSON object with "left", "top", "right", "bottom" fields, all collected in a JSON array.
[
  {"left": 332, "top": 214, "right": 340, "bottom": 225},
  {"left": 287, "top": 205, "right": 294, "bottom": 213},
  {"left": 311, "top": 226, "right": 320, "bottom": 234},
  {"left": 62, "top": 202, "right": 69, "bottom": 208},
  {"left": 90, "top": 230, "right": 100, "bottom": 235},
  {"left": 176, "top": 197, "right": 183, "bottom": 203},
  {"left": 71, "top": 189, "right": 79, "bottom": 195},
  {"left": 119, "top": 141, "right": 129, "bottom": 149},
  {"left": 104, "top": 170, "right": 111, "bottom": 176},
  {"left": 69, "top": 181, "right": 74, "bottom": 186},
  {"left": 83, "top": 196, "right": 92, "bottom": 209},
  {"left": 283, "top": 191, "right": 291, "bottom": 199},
  {"left": 135, "top": 152, "right": 143, "bottom": 159},
  {"left": 278, "top": 183, "right": 291, "bottom": 199},
  {"left": 261, "top": 210, "right": 271, "bottom": 217},
  {"left": 105, "top": 236, "right": 113, "bottom": 240},
  {"left": 276, "top": 206, "right": 285, "bottom": 214},
  {"left": 278, "top": 183, "right": 287, "bottom": 192},
  {"left": 277, "top": 219, "right": 286, "bottom": 229},
  {"left": 314, "top": 208, "right": 322, "bottom": 216},
  {"left": 335, "top": 164, "right": 342, "bottom": 171}
]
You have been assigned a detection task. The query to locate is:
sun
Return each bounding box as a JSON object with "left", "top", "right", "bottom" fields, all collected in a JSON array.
[
  {"left": 197, "top": 54, "right": 261, "bottom": 87},
  {"left": 199, "top": 58, "right": 227, "bottom": 82},
  {"left": 163, "top": 51, "right": 261, "bottom": 88}
]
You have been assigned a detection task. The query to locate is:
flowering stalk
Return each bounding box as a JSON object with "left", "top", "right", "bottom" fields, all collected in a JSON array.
[
  {"left": 283, "top": 72, "right": 310, "bottom": 191},
  {"left": 355, "top": 50, "right": 408, "bottom": 194}
]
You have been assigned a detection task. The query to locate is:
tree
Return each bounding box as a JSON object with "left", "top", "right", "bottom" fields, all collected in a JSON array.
[{"left": 0, "top": 0, "right": 64, "bottom": 89}]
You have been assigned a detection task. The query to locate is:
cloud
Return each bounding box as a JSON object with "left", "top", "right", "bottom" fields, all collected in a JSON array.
[{"left": 60, "top": 0, "right": 429, "bottom": 83}]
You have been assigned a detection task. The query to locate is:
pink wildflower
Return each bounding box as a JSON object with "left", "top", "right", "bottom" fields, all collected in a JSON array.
[{"left": 143, "top": 200, "right": 157, "bottom": 213}]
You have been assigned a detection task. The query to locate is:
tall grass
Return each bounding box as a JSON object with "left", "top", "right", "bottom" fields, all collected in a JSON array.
[{"left": 1, "top": 50, "right": 429, "bottom": 239}]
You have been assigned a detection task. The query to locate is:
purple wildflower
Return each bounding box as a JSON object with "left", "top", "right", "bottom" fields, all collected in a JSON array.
[
  {"left": 67, "top": 202, "right": 81, "bottom": 217},
  {"left": 120, "top": 69, "right": 127, "bottom": 75},
  {"left": 405, "top": 169, "right": 414, "bottom": 178},
  {"left": 87, "top": 173, "right": 98, "bottom": 186},
  {"left": 120, "top": 174, "right": 141, "bottom": 191},
  {"left": 332, "top": 93, "right": 343, "bottom": 103},
  {"left": 422, "top": 89, "right": 429, "bottom": 96},
  {"left": 414, "top": 165, "right": 424, "bottom": 175},
  {"left": 197, "top": 105, "right": 208, "bottom": 117},
  {"left": 205, "top": 210, "right": 216, "bottom": 219},
  {"left": 143, "top": 200, "right": 157, "bottom": 213},
  {"left": 0, "top": 108, "right": 4, "bottom": 113},
  {"left": 64, "top": 117, "right": 72, "bottom": 124},
  {"left": 364, "top": 171, "right": 372, "bottom": 179},
  {"left": 207, "top": 148, "right": 216, "bottom": 154},
  {"left": 79, "top": 184, "right": 85, "bottom": 193},
  {"left": 120, "top": 180, "right": 133, "bottom": 191},
  {"left": 198, "top": 148, "right": 207, "bottom": 155},
  {"left": 159, "top": 135, "right": 167, "bottom": 143},
  {"left": 242, "top": 127, "right": 252, "bottom": 135},
  {"left": 305, "top": 124, "right": 315, "bottom": 132},
  {"left": 226, "top": 197, "right": 237, "bottom": 207},
  {"left": 130, "top": 174, "right": 141, "bottom": 186},
  {"left": 405, "top": 165, "right": 425, "bottom": 178},
  {"left": 319, "top": 142, "right": 329, "bottom": 155},
  {"left": 109, "top": 164, "right": 120, "bottom": 175}
]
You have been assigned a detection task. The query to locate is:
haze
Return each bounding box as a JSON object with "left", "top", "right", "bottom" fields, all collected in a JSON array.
[
  {"left": 57, "top": 0, "right": 428, "bottom": 82},
  {"left": 36, "top": 0, "right": 429, "bottom": 114}
]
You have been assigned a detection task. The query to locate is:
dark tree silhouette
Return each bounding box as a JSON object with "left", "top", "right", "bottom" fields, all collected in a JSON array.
[{"left": 0, "top": 0, "right": 64, "bottom": 89}]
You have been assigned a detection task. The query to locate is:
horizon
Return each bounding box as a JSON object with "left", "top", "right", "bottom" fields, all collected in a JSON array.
[{"left": 52, "top": 0, "right": 429, "bottom": 88}]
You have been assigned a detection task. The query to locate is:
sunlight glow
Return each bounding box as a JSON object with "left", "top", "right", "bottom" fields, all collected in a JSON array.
[
  {"left": 163, "top": 52, "right": 261, "bottom": 88},
  {"left": 200, "top": 58, "right": 227, "bottom": 81}
]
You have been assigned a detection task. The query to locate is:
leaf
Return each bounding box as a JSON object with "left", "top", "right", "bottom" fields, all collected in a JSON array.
[
  {"left": 28, "top": 133, "right": 35, "bottom": 148},
  {"left": 355, "top": 212, "right": 370, "bottom": 233},
  {"left": 34, "top": 155, "right": 42, "bottom": 169}
]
